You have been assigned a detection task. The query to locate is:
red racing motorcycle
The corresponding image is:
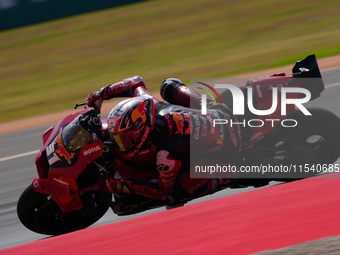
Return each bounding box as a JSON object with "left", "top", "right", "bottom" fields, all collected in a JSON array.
[{"left": 17, "top": 55, "right": 340, "bottom": 235}]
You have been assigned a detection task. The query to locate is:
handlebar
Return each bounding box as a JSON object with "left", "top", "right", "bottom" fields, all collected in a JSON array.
[
  {"left": 74, "top": 102, "right": 87, "bottom": 109},
  {"left": 74, "top": 102, "right": 100, "bottom": 115}
]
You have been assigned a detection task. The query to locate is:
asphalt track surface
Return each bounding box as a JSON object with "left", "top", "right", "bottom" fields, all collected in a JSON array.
[{"left": 0, "top": 68, "right": 339, "bottom": 250}]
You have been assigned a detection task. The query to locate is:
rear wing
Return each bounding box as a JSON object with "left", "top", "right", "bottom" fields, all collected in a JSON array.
[{"left": 291, "top": 54, "right": 325, "bottom": 100}]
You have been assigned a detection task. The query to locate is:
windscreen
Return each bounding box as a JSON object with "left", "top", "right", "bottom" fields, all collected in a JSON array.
[{"left": 61, "top": 117, "right": 94, "bottom": 152}]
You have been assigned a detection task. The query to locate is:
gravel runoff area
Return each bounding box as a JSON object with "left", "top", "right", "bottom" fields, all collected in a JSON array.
[{"left": 254, "top": 236, "right": 340, "bottom": 255}]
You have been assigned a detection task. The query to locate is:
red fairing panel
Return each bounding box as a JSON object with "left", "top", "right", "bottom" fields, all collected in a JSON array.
[{"left": 244, "top": 75, "right": 304, "bottom": 142}]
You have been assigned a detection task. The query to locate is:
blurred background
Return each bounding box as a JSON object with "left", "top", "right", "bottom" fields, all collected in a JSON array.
[{"left": 1, "top": 0, "right": 340, "bottom": 123}]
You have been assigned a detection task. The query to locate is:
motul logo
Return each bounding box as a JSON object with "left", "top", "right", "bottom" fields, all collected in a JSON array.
[{"left": 83, "top": 146, "right": 101, "bottom": 156}]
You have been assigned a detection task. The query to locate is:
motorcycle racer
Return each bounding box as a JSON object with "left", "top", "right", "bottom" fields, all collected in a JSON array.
[{"left": 86, "top": 76, "right": 241, "bottom": 205}]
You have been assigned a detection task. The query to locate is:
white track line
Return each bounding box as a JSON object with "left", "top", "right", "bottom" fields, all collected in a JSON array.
[
  {"left": 0, "top": 150, "right": 40, "bottom": 162},
  {"left": 326, "top": 82, "right": 340, "bottom": 89},
  {"left": 323, "top": 66, "right": 340, "bottom": 73}
]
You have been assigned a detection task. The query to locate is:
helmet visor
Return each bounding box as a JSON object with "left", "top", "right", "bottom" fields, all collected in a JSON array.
[{"left": 112, "top": 128, "right": 142, "bottom": 151}]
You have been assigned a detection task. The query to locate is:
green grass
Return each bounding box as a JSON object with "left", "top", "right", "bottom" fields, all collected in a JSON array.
[{"left": 1, "top": 0, "right": 340, "bottom": 122}]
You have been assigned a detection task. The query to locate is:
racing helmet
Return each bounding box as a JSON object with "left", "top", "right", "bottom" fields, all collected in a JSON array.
[{"left": 108, "top": 96, "right": 156, "bottom": 156}]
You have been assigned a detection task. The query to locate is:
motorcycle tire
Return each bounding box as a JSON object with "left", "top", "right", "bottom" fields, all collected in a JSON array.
[
  {"left": 272, "top": 106, "right": 340, "bottom": 180},
  {"left": 17, "top": 185, "right": 110, "bottom": 235}
]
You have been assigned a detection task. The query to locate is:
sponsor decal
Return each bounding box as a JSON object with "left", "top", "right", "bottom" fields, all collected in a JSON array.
[
  {"left": 83, "top": 145, "right": 101, "bottom": 156},
  {"left": 188, "top": 179, "right": 209, "bottom": 194},
  {"left": 46, "top": 128, "right": 75, "bottom": 165},
  {"left": 172, "top": 112, "right": 184, "bottom": 135},
  {"left": 47, "top": 142, "right": 61, "bottom": 165},
  {"left": 53, "top": 178, "right": 69, "bottom": 186},
  {"left": 166, "top": 112, "right": 194, "bottom": 136},
  {"left": 56, "top": 144, "right": 75, "bottom": 164},
  {"left": 256, "top": 84, "right": 263, "bottom": 98},
  {"left": 131, "top": 100, "right": 148, "bottom": 124},
  {"left": 267, "top": 84, "right": 283, "bottom": 91},
  {"left": 211, "top": 112, "right": 224, "bottom": 145},
  {"left": 192, "top": 114, "right": 200, "bottom": 140},
  {"left": 206, "top": 114, "right": 215, "bottom": 134},
  {"left": 156, "top": 150, "right": 176, "bottom": 181},
  {"left": 184, "top": 113, "right": 193, "bottom": 135},
  {"left": 201, "top": 117, "right": 208, "bottom": 137}
]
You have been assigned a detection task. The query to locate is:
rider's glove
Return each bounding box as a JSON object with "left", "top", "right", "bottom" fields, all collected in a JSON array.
[{"left": 86, "top": 92, "right": 103, "bottom": 113}]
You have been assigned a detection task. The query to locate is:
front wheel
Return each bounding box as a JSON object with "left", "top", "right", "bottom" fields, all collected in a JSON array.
[{"left": 17, "top": 185, "right": 111, "bottom": 235}]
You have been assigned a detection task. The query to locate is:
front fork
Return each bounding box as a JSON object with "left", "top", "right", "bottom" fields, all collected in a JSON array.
[{"left": 31, "top": 176, "right": 83, "bottom": 213}]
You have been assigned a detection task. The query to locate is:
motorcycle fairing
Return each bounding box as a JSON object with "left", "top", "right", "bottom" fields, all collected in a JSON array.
[
  {"left": 33, "top": 140, "right": 104, "bottom": 213},
  {"left": 33, "top": 108, "right": 106, "bottom": 213}
]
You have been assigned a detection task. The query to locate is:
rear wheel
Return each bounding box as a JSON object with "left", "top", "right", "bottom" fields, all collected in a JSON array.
[
  {"left": 17, "top": 185, "right": 111, "bottom": 235},
  {"left": 238, "top": 107, "right": 340, "bottom": 184},
  {"left": 272, "top": 107, "right": 340, "bottom": 179}
]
